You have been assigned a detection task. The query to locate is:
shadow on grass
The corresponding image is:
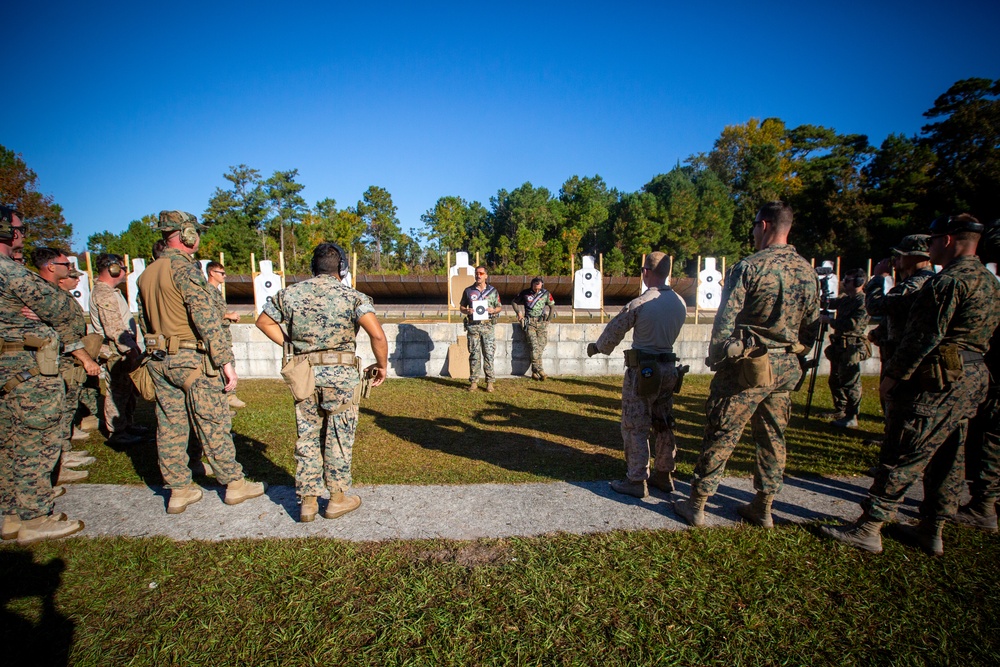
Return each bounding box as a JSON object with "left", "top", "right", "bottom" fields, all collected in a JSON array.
[
  {"left": 475, "top": 400, "right": 621, "bottom": 451},
  {"left": 0, "top": 552, "right": 73, "bottom": 666},
  {"left": 368, "top": 409, "right": 623, "bottom": 481},
  {"left": 102, "top": 396, "right": 294, "bottom": 493}
]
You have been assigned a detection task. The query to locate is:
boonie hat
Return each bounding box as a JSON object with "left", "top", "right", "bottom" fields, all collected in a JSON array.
[
  {"left": 891, "top": 234, "right": 930, "bottom": 259},
  {"left": 157, "top": 210, "right": 206, "bottom": 233}
]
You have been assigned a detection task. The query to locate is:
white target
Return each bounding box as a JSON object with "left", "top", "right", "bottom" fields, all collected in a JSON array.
[
  {"left": 254, "top": 260, "right": 283, "bottom": 316},
  {"left": 573, "top": 255, "right": 602, "bottom": 310}
]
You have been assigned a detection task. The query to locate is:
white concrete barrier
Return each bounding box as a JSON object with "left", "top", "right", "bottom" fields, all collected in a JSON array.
[{"left": 230, "top": 323, "right": 882, "bottom": 380}]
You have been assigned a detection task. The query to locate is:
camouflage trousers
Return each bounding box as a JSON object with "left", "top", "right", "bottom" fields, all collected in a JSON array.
[
  {"left": 963, "top": 381, "right": 1000, "bottom": 503},
  {"left": 102, "top": 355, "right": 136, "bottom": 436},
  {"left": 524, "top": 320, "right": 548, "bottom": 375},
  {"left": 148, "top": 350, "right": 243, "bottom": 489},
  {"left": 75, "top": 375, "right": 101, "bottom": 428},
  {"left": 467, "top": 323, "right": 496, "bottom": 383},
  {"left": 621, "top": 362, "right": 678, "bottom": 482},
  {"left": 294, "top": 387, "right": 359, "bottom": 496},
  {"left": 54, "top": 363, "right": 85, "bottom": 453},
  {"left": 0, "top": 373, "right": 65, "bottom": 520},
  {"left": 866, "top": 362, "right": 989, "bottom": 522},
  {"left": 691, "top": 350, "right": 802, "bottom": 497},
  {"left": 827, "top": 346, "right": 863, "bottom": 417}
]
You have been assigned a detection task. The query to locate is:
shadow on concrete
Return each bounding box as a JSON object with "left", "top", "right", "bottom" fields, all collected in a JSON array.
[
  {"left": 0, "top": 551, "right": 74, "bottom": 666},
  {"left": 389, "top": 324, "right": 433, "bottom": 377}
]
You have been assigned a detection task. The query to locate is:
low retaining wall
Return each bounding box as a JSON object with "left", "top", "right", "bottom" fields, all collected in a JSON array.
[{"left": 232, "top": 323, "right": 881, "bottom": 380}]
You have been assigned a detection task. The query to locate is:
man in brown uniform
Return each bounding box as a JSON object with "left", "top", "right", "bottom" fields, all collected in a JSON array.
[
  {"left": 90, "top": 253, "right": 143, "bottom": 445},
  {"left": 136, "top": 211, "right": 266, "bottom": 514}
]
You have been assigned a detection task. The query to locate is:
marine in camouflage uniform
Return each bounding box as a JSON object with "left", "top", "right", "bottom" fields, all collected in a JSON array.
[
  {"left": 89, "top": 254, "right": 142, "bottom": 441},
  {"left": 955, "top": 218, "right": 1000, "bottom": 531},
  {"left": 1, "top": 205, "right": 89, "bottom": 542},
  {"left": 136, "top": 210, "right": 265, "bottom": 514},
  {"left": 864, "top": 235, "right": 935, "bottom": 467},
  {"left": 256, "top": 242, "right": 388, "bottom": 522},
  {"left": 823, "top": 269, "right": 870, "bottom": 426},
  {"left": 823, "top": 215, "right": 1000, "bottom": 555},
  {"left": 459, "top": 266, "right": 502, "bottom": 391},
  {"left": 587, "top": 252, "right": 687, "bottom": 498},
  {"left": 513, "top": 277, "right": 555, "bottom": 380},
  {"left": 676, "top": 202, "right": 820, "bottom": 528}
]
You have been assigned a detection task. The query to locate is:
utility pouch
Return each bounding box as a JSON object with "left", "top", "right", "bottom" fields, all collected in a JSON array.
[
  {"left": 129, "top": 357, "right": 157, "bottom": 401},
  {"left": 917, "top": 356, "right": 948, "bottom": 392},
  {"left": 280, "top": 354, "right": 316, "bottom": 402},
  {"left": 636, "top": 357, "right": 661, "bottom": 398},
  {"left": 624, "top": 349, "right": 639, "bottom": 368},
  {"left": 202, "top": 353, "right": 219, "bottom": 378},
  {"left": 81, "top": 333, "right": 104, "bottom": 361},
  {"left": 28, "top": 335, "right": 60, "bottom": 377},
  {"left": 737, "top": 346, "right": 773, "bottom": 389},
  {"left": 167, "top": 336, "right": 180, "bottom": 355},
  {"left": 145, "top": 333, "right": 166, "bottom": 352},
  {"left": 940, "top": 344, "right": 963, "bottom": 384}
]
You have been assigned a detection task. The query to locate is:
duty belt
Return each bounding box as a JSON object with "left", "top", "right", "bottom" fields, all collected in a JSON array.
[
  {"left": 624, "top": 350, "right": 676, "bottom": 368},
  {"left": 301, "top": 351, "right": 356, "bottom": 366},
  {"left": 960, "top": 350, "right": 985, "bottom": 363},
  {"left": 1, "top": 342, "right": 27, "bottom": 353},
  {"left": 177, "top": 341, "right": 206, "bottom": 352}
]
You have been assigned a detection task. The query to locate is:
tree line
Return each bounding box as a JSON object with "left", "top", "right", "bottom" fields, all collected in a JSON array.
[{"left": 4, "top": 78, "right": 997, "bottom": 276}]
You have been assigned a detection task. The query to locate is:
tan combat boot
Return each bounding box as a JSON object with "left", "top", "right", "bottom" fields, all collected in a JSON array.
[
  {"left": 79, "top": 415, "right": 100, "bottom": 431},
  {"left": 71, "top": 428, "right": 91, "bottom": 441},
  {"left": 56, "top": 467, "right": 89, "bottom": 484},
  {"left": 167, "top": 484, "right": 204, "bottom": 514},
  {"left": 467, "top": 382, "right": 478, "bottom": 392},
  {"left": 17, "top": 514, "right": 85, "bottom": 545},
  {"left": 485, "top": 382, "right": 495, "bottom": 393},
  {"left": 227, "top": 394, "right": 247, "bottom": 409},
  {"left": 2, "top": 514, "right": 21, "bottom": 540},
  {"left": 820, "top": 514, "right": 884, "bottom": 553},
  {"left": 63, "top": 451, "right": 97, "bottom": 468},
  {"left": 537, "top": 371, "right": 546, "bottom": 381},
  {"left": 325, "top": 491, "right": 362, "bottom": 519},
  {"left": 894, "top": 517, "right": 945, "bottom": 557},
  {"left": 736, "top": 491, "right": 775, "bottom": 529},
  {"left": 224, "top": 478, "right": 267, "bottom": 506},
  {"left": 648, "top": 470, "right": 674, "bottom": 493},
  {"left": 953, "top": 498, "right": 998, "bottom": 533},
  {"left": 610, "top": 479, "right": 648, "bottom": 498},
  {"left": 300, "top": 496, "right": 319, "bottom": 523},
  {"left": 52, "top": 485, "right": 66, "bottom": 499},
  {"left": 674, "top": 490, "right": 709, "bottom": 527}
]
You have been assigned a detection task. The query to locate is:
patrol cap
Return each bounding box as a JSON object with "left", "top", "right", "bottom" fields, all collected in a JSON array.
[
  {"left": 67, "top": 266, "right": 83, "bottom": 278},
  {"left": 643, "top": 251, "right": 670, "bottom": 276},
  {"left": 929, "top": 214, "right": 984, "bottom": 236},
  {"left": 890, "top": 234, "right": 930, "bottom": 258},
  {"left": 157, "top": 210, "right": 206, "bottom": 233}
]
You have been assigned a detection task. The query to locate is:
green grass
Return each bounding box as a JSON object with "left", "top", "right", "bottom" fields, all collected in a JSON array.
[
  {"left": 5, "top": 376, "right": 997, "bottom": 665},
  {"left": 4, "top": 527, "right": 999, "bottom": 665},
  {"left": 81, "top": 375, "right": 886, "bottom": 486}
]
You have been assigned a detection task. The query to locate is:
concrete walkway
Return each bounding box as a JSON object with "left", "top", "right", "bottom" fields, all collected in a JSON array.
[{"left": 52, "top": 475, "right": 926, "bottom": 542}]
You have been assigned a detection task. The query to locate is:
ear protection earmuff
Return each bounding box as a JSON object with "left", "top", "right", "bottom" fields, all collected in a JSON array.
[
  {"left": 108, "top": 262, "right": 122, "bottom": 277},
  {"left": 179, "top": 223, "right": 199, "bottom": 248},
  {"left": 0, "top": 205, "right": 19, "bottom": 244},
  {"left": 330, "top": 241, "right": 349, "bottom": 278}
]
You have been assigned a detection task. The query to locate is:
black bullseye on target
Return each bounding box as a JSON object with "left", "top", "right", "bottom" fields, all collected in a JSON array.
[
  {"left": 73, "top": 291, "right": 82, "bottom": 297},
  {"left": 265, "top": 281, "right": 272, "bottom": 289},
  {"left": 584, "top": 291, "right": 592, "bottom": 298}
]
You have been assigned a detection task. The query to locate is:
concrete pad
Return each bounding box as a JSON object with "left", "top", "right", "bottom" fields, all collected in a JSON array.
[{"left": 52, "top": 475, "right": 928, "bottom": 543}]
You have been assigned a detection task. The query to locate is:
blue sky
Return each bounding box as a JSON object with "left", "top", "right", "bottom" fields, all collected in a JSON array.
[{"left": 4, "top": 1, "right": 998, "bottom": 250}]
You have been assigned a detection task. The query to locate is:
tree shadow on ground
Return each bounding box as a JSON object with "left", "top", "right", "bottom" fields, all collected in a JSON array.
[
  {"left": 368, "top": 409, "right": 623, "bottom": 481},
  {"left": 0, "top": 552, "right": 74, "bottom": 667}
]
